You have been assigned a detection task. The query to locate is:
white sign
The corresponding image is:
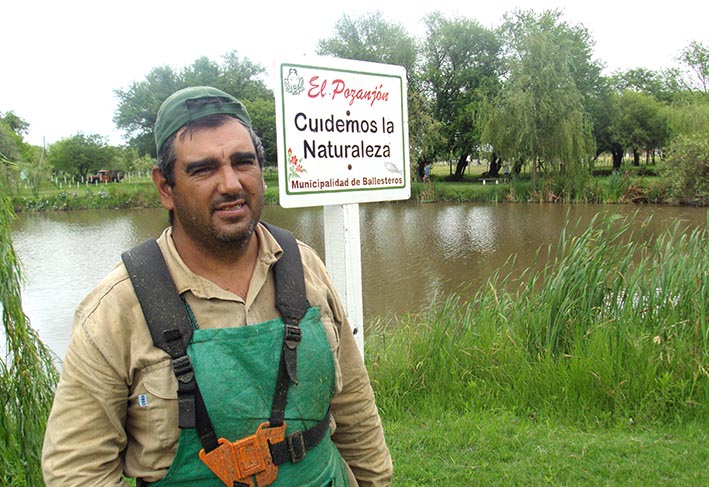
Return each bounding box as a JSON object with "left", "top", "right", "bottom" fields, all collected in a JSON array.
[{"left": 275, "top": 57, "right": 410, "bottom": 208}]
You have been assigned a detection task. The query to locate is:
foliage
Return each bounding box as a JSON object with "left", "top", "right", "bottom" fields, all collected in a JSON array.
[
  {"left": 0, "top": 118, "right": 24, "bottom": 165},
  {"left": 0, "top": 179, "right": 59, "bottom": 486},
  {"left": 10, "top": 164, "right": 682, "bottom": 210},
  {"left": 421, "top": 12, "right": 502, "bottom": 178},
  {"left": 113, "top": 51, "right": 273, "bottom": 157},
  {"left": 117, "top": 146, "right": 155, "bottom": 173},
  {"left": 482, "top": 9, "right": 596, "bottom": 179},
  {"left": 0, "top": 112, "right": 48, "bottom": 196},
  {"left": 610, "top": 67, "right": 676, "bottom": 102},
  {"left": 666, "top": 94, "right": 709, "bottom": 139},
  {"left": 12, "top": 185, "right": 160, "bottom": 211},
  {"left": 0, "top": 111, "right": 30, "bottom": 136},
  {"left": 10, "top": 170, "right": 281, "bottom": 212},
  {"left": 244, "top": 96, "right": 277, "bottom": 164},
  {"left": 317, "top": 12, "right": 418, "bottom": 74},
  {"left": 609, "top": 90, "right": 669, "bottom": 165},
  {"left": 660, "top": 131, "right": 709, "bottom": 205},
  {"left": 47, "top": 132, "right": 118, "bottom": 180},
  {"left": 677, "top": 40, "right": 709, "bottom": 93},
  {"left": 316, "top": 12, "right": 440, "bottom": 172}
]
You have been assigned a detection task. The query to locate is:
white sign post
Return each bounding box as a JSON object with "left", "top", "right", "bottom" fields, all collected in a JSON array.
[
  {"left": 274, "top": 57, "right": 410, "bottom": 357},
  {"left": 323, "top": 203, "right": 364, "bottom": 352}
]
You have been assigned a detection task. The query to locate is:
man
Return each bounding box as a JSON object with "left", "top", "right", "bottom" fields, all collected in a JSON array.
[{"left": 42, "top": 86, "right": 392, "bottom": 486}]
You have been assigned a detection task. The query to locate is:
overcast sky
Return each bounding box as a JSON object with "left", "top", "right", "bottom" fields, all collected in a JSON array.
[{"left": 3, "top": 0, "right": 707, "bottom": 148}]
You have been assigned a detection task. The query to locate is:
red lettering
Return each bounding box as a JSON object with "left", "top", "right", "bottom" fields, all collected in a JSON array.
[
  {"left": 331, "top": 79, "right": 345, "bottom": 100},
  {"left": 306, "top": 76, "right": 391, "bottom": 106},
  {"left": 307, "top": 76, "right": 323, "bottom": 98}
]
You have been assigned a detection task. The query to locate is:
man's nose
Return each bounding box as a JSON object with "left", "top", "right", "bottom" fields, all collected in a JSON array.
[{"left": 217, "top": 165, "right": 243, "bottom": 193}]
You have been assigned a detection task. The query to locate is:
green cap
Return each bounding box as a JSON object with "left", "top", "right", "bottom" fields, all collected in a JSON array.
[{"left": 154, "top": 86, "right": 252, "bottom": 153}]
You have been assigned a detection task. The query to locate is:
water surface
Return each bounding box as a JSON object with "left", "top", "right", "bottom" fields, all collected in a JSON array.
[{"left": 9, "top": 202, "right": 707, "bottom": 360}]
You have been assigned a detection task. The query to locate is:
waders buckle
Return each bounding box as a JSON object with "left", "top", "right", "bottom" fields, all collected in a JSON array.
[{"left": 199, "top": 421, "right": 286, "bottom": 487}]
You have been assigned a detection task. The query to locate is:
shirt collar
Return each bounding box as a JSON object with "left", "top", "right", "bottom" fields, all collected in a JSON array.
[{"left": 156, "top": 223, "right": 283, "bottom": 301}]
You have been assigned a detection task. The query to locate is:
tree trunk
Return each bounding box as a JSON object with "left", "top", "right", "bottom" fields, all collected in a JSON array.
[
  {"left": 416, "top": 157, "right": 425, "bottom": 181},
  {"left": 513, "top": 159, "right": 524, "bottom": 175},
  {"left": 453, "top": 154, "right": 469, "bottom": 180},
  {"left": 611, "top": 145, "right": 623, "bottom": 169},
  {"left": 488, "top": 154, "right": 501, "bottom": 177},
  {"left": 633, "top": 149, "right": 640, "bottom": 166}
]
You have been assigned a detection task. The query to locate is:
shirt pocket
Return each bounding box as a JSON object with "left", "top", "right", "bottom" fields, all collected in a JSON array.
[{"left": 128, "top": 360, "right": 179, "bottom": 450}]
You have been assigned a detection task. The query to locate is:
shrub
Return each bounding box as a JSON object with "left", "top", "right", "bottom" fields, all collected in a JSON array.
[{"left": 661, "top": 132, "right": 709, "bottom": 205}]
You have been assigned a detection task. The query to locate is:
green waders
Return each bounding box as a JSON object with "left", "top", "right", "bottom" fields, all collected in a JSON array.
[{"left": 122, "top": 224, "right": 350, "bottom": 487}]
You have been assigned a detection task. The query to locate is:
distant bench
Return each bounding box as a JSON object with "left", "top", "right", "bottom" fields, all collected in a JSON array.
[{"left": 479, "top": 177, "right": 509, "bottom": 185}]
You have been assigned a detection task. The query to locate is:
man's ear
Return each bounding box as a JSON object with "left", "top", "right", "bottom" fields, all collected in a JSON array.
[{"left": 152, "top": 165, "right": 174, "bottom": 211}]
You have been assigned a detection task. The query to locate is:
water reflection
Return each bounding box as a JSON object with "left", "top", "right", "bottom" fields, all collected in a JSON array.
[{"left": 8, "top": 202, "right": 708, "bottom": 361}]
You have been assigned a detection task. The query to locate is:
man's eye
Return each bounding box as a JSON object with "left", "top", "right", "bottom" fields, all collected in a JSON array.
[
  {"left": 188, "top": 165, "right": 212, "bottom": 175},
  {"left": 235, "top": 159, "right": 256, "bottom": 167}
]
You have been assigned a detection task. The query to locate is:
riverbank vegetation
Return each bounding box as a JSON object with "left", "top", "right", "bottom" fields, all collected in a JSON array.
[
  {"left": 0, "top": 181, "right": 58, "bottom": 486},
  {"left": 3, "top": 156, "right": 697, "bottom": 212},
  {"left": 369, "top": 212, "right": 708, "bottom": 484}
]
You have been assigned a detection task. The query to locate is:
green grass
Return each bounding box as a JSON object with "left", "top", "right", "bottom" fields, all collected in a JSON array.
[
  {"left": 384, "top": 410, "right": 707, "bottom": 486},
  {"left": 11, "top": 171, "right": 281, "bottom": 211}
]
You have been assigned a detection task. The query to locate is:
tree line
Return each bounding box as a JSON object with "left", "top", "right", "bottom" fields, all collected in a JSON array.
[{"left": 2, "top": 8, "right": 708, "bottom": 202}]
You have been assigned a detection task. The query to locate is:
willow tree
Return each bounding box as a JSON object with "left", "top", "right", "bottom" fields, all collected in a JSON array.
[
  {"left": 678, "top": 40, "right": 709, "bottom": 93},
  {"left": 0, "top": 180, "right": 58, "bottom": 485},
  {"left": 482, "top": 10, "right": 596, "bottom": 183}
]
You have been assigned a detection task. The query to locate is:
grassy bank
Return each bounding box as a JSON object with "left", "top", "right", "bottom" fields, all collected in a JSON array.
[
  {"left": 10, "top": 162, "right": 693, "bottom": 212},
  {"left": 414, "top": 162, "right": 672, "bottom": 205},
  {"left": 367, "top": 212, "right": 708, "bottom": 485},
  {"left": 9, "top": 169, "right": 281, "bottom": 212}
]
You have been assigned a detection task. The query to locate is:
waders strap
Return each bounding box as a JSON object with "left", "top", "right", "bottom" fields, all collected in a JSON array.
[
  {"left": 121, "top": 239, "right": 219, "bottom": 452},
  {"left": 268, "top": 408, "right": 331, "bottom": 465},
  {"left": 261, "top": 222, "right": 309, "bottom": 427},
  {"left": 261, "top": 222, "right": 309, "bottom": 329}
]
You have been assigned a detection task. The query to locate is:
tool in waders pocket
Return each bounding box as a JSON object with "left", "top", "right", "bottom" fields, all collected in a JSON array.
[
  {"left": 122, "top": 222, "right": 330, "bottom": 487},
  {"left": 199, "top": 422, "right": 286, "bottom": 487}
]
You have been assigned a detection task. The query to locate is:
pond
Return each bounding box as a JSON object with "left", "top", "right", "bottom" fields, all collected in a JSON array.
[{"left": 9, "top": 201, "right": 707, "bottom": 360}]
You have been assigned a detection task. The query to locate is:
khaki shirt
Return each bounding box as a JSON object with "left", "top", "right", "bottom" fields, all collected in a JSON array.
[{"left": 42, "top": 224, "right": 392, "bottom": 486}]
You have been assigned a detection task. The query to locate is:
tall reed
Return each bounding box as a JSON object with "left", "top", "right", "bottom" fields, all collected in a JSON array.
[
  {"left": 1, "top": 180, "right": 58, "bottom": 486},
  {"left": 367, "top": 211, "right": 709, "bottom": 426}
]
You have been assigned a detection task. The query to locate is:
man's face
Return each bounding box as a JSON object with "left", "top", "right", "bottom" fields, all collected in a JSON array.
[{"left": 154, "top": 118, "right": 265, "bottom": 255}]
